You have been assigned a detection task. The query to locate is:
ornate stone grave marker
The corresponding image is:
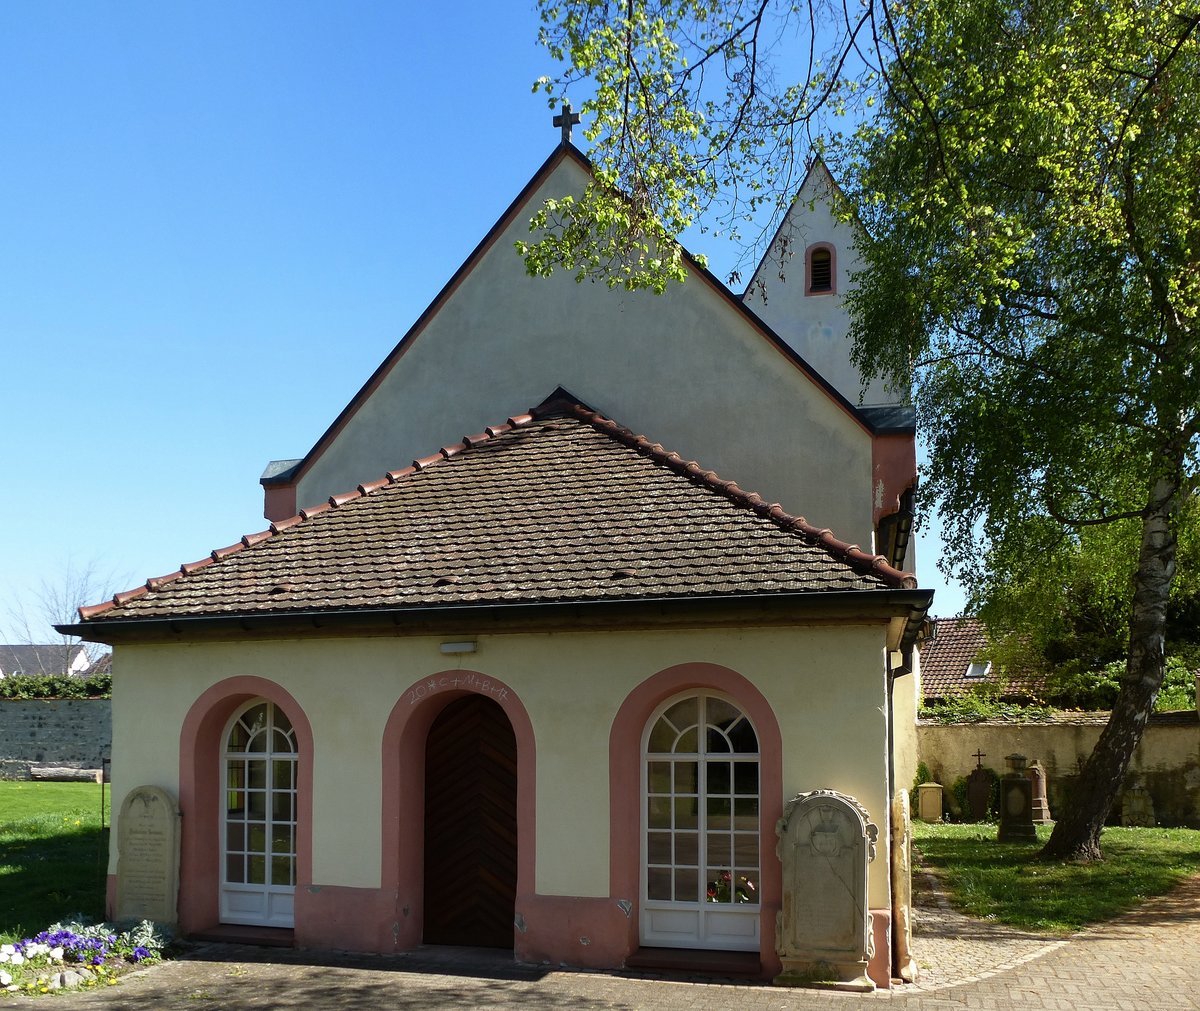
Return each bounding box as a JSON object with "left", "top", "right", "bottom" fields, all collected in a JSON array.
[
  {"left": 1121, "top": 782, "right": 1155, "bottom": 827},
  {"left": 115, "top": 786, "right": 180, "bottom": 925},
  {"left": 775, "top": 790, "right": 878, "bottom": 991},
  {"left": 891, "top": 789, "right": 918, "bottom": 983}
]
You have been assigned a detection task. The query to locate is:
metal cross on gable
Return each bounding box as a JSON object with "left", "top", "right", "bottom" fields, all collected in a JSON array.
[
  {"left": 553, "top": 101, "right": 580, "bottom": 144},
  {"left": 973, "top": 749, "right": 987, "bottom": 769}
]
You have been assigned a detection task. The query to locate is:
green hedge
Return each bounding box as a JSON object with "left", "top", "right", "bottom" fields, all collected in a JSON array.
[{"left": 0, "top": 673, "right": 111, "bottom": 699}]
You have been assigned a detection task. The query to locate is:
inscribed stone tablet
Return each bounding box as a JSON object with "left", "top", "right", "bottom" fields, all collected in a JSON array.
[{"left": 115, "top": 786, "right": 180, "bottom": 925}]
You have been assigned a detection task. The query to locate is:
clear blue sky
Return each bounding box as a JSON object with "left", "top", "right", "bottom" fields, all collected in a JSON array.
[{"left": 1, "top": 2, "right": 965, "bottom": 645}]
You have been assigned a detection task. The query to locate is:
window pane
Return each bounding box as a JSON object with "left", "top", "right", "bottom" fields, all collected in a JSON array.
[
  {"left": 707, "top": 832, "right": 731, "bottom": 866},
  {"left": 272, "top": 824, "right": 294, "bottom": 855},
  {"left": 734, "top": 834, "right": 759, "bottom": 865},
  {"left": 648, "top": 831, "right": 671, "bottom": 864},
  {"left": 273, "top": 707, "right": 293, "bottom": 734},
  {"left": 248, "top": 823, "right": 266, "bottom": 853},
  {"left": 272, "top": 855, "right": 295, "bottom": 886},
  {"left": 707, "top": 796, "right": 731, "bottom": 829},
  {"left": 674, "top": 868, "right": 698, "bottom": 903},
  {"left": 248, "top": 760, "right": 267, "bottom": 790},
  {"left": 272, "top": 791, "right": 294, "bottom": 821},
  {"left": 673, "top": 762, "right": 697, "bottom": 795},
  {"left": 707, "top": 761, "right": 731, "bottom": 795},
  {"left": 674, "top": 832, "right": 698, "bottom": 867},
  {"left": 273, "top": 727, "right": 296, "bottom": 754},
  {"left": 728, "top": 718, "right": 758, "bottom": 754},
  {"left": 734, "top": 870, "right": 759, "bottom": 902},
  {"left": 647, "top": 761, "right": 671, "bottom": 793},
  {"left": 705, "top": 727, "right": 731, "bottom": 753},
  {"left": 676, "top": 727, "right": 698, "bottom": 753},
  {"left": 664, "top": 697, "right": 697, "bottom": 731},
  {"left": 674, "top": 797, "right": 698, "bottom": 830},
  {"left": 706, "top": 697, "right": 740, "bottom": 731},
  {"left": 272, "top": 760, "right": 294, "bottom": 791},
  {"left": 225, "top": 854, "right": 244, "bottom": 883},
  {"left": 647, "top": 867, "right": 672, "bottom": 900},
  {"left": 734, "top": 797, "right": 759, "bottom": 822},
  {"left": 247, "top": 791, "right": 266, "bottom": 820},
  {"left": 647, "top": 796, "right": 671, "bottom": 829},
  {"left": 225, "top": 823, "right": 244, "bottom": 852},
  {"left": 247, "top": 855, "right": 266, "bottom": 885},
  {"left": 733, "top": 762, "right": 758, "bottom": 795},
  {"left": 647, "top": 717, "right": 675, "bottom": 753}
]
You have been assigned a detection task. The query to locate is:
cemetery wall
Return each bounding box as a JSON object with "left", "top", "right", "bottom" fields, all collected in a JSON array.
[
  {"left": 917, "top": 713, "right": 1200, "bottom": 826},
  {"left": 0, "top": 699, "right": 111, "bottom": 778}
]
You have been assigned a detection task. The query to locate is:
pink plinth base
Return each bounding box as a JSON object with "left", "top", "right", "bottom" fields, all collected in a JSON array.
[{"left": 868, "top": 908, "right": 892, "bottom": 989}]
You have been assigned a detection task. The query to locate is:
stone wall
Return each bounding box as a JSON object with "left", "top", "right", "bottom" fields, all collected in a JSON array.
[
  {"left": 917, "top": 711, "right": 1200, "bottom": 826},
  {"left": 0, "top": 699, "right": 111, "bottom": 778}
]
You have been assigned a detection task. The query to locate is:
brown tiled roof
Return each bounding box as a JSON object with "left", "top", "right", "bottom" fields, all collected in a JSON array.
[
  {"left": 920, "top": 617, "right": 992, "bottom": 699},
  {"left": 921, "top": 616, "right": 1046, "bottom": 700},
  {"left": 79, "top": 397, "right": 916, "bottom": 625}
]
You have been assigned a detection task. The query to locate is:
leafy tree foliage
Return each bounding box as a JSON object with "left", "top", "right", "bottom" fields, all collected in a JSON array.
[
  {"left": 841, "top": 1, "right": 1199, "bottom": 858},
  {"left": 532, "top": 0, "right": 1200, "bottom": 860},
  {"left": 523, "top": 1, "right": 877, "bottom": 290}
]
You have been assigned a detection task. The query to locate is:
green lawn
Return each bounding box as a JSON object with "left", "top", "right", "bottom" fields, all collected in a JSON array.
[
  {"left": 913, "top": 821, "right": 1200, "bottom": 934},
  {"left": 0, "top": 781, "right": 111, "bottom": 942}
]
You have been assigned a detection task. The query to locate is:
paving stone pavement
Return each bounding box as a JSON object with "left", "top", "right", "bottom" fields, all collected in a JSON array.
[{"left": 8, "top": 875, "right": 1199, "bottom": 1010}]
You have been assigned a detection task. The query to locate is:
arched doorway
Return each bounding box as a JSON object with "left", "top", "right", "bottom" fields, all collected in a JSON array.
[
  {"left": 220, "top": 700, "right": 298, "bottom": 927},
  {"left": 641, "top": 693, "right": 761, "bottom": 950},
  {"left": 423, "top": 694, "right": 517, "bottom": 947}
]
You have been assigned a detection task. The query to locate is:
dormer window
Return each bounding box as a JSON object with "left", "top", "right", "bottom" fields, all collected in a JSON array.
[
  {"left": 805, "top": 244, "right": 835, "bottom": 295},
  {"left": 965, "top": 660, "right": 992, "bottom": 679}
]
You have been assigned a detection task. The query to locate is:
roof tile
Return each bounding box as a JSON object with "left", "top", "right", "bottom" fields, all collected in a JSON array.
[{"left": 81, "top": 397, "right": 919, "bottom": 624}]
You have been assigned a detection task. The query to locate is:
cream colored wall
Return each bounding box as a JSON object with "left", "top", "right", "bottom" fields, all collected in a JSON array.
[
  {"left": 292, "top": 157, "right": 876, "bottom": 549},
  {"left": 742, "top": 165, "right": 901, "bottom": 409},
  {"left": 917, "top": 719, "right": 1200, "bottom": 824},
  {"left": 110, "top": 622, "right": 893, "bottom": 907}
]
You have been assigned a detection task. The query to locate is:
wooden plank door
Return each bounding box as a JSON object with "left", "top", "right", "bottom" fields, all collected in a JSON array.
[{"left": 423, "top": 695, "right": 518, "bottom": 948}]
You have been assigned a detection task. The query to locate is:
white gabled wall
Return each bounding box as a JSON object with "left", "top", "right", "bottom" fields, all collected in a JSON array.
[
  {"left": 292, "top": 156, "right": 878, "bottom": 548},
  {"left": 743, "top": 161, "right": 903, "bottom": 410}
]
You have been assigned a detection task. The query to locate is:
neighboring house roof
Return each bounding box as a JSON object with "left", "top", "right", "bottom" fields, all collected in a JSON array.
[
  {"left": 84, "top": 653, "right": 112, "bottom": 676},
  {"left": 920, "top": 617, "right": 992, "bottom": 699},
  {"left": 75, "top": 394, "right": 920, "bottom": 628},
  {"left": 0, "top": 643, "right": 89, "bottom": 677},
  {"left": 920, "top": 616, "right": 1043, "bottom": 700}
]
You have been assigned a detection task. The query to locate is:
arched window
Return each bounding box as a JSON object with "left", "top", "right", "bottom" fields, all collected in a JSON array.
[
  {"left": 221, "top": 700, "right": 297, "bottom": 927},
  {"left": 642, "top": 693, "right": 760, "bottom": 950},
  {"left": 806, "top": 244, "right": 835, "bottom": 294}
]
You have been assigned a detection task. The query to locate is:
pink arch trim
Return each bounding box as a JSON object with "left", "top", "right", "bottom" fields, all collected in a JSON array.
[
  {"left": 379, "top": 671, "right": 536, "bottom": 951},
  {"left": 177, "top": 676, "right": 315, "bottom": 935},
  {"left": 609, "top": 662, "right": 783, "bottom": 970}
]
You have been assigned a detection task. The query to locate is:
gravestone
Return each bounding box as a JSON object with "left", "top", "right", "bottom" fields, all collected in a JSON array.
[
  {"left": 966, "top": 768, "right": 993, "bottom": 821},
  {"left": 1121, "top": 783, "right": 1155, "bottom": 827},
  {"left": 775, "top": 790, "right": 878, "bottom": 991},
  {"left": 1027, "top": 760, "right": 1052, "bottom": 824},
  {"left": 915, "top": 781, "right": 943, "bottom": 822},
  {"left": 890, "top": 790, "right": 918, "bottom": 983},
  {"left": 997, "top": 757, "right": 1037, "bottom": 843},
  {"left": 115, "top": 786, "right": 180, "bottom": 925}
]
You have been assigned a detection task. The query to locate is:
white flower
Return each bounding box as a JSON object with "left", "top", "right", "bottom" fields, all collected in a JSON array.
[
  {"left": 0, "top": 945, "right": 12, "bottom": 955},
  {"left": 9, "top": 954, "right": 23, "bottom": 966},
  {"left": 48, "top": 947, "right": 64, "bottom": 961},
  {"left": 0, "top": 970, "right": 10, "bottom": 986},
  {"left": 0, "top": 953, "right": 7, "bottom": 964}
]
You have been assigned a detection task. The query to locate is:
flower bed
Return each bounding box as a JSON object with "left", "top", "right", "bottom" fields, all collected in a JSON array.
[{"left": 0, "top": 920, "right": 168, "bottom": 995}]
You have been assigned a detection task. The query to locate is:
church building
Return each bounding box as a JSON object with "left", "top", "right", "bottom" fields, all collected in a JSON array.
[{"left": 64, "top": 137, "right": 930, "bottom": 987}]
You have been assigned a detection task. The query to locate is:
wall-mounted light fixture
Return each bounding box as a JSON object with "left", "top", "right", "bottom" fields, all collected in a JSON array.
[{"left": 439, "top": 641, "right": 477, "bottom": 655}]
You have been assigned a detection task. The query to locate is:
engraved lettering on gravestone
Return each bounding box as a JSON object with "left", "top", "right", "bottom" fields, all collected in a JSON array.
[{"left": 115, "top": 786, "right": 180, "bottom": 925}]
